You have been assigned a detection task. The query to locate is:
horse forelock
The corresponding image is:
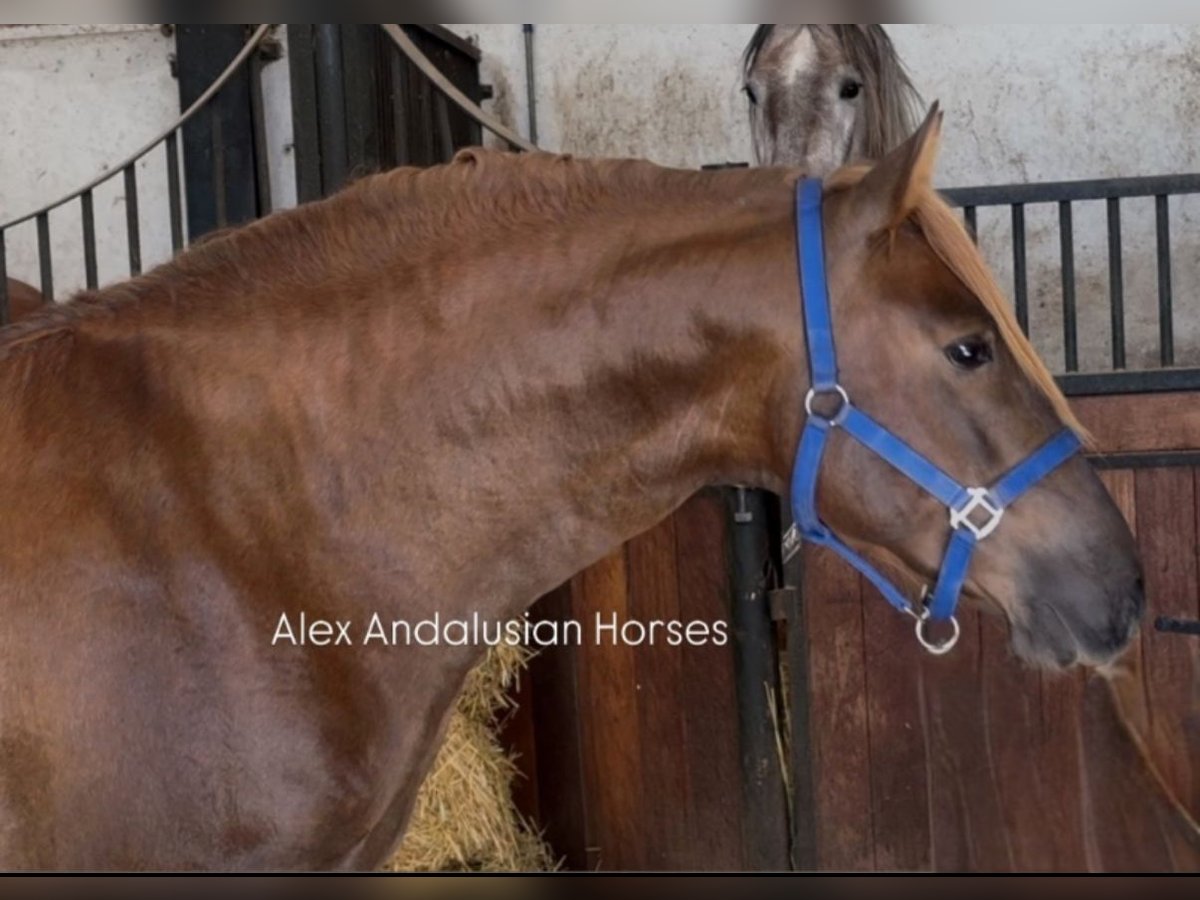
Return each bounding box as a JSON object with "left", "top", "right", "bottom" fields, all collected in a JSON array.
[{"left": 741, "top": 24, "right": 776, "bottom": 76}]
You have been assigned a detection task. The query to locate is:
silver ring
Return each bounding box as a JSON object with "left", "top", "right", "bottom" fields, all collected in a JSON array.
[
  {"left": 915, "top": 614, "right": 961, "bottom": 656},
  {"left": 804, "top": 384, "right": 851, "bottom": 424}
]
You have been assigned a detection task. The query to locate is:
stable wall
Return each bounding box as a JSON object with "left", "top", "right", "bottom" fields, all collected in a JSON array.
[{"left": 456, "top": 24, "right": 1200, "bottom": 371}]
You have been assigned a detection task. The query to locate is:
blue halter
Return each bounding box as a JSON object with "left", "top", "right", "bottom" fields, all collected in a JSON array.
[{"left": 784, "top": 178, "right": 1082, "bottom": 654}]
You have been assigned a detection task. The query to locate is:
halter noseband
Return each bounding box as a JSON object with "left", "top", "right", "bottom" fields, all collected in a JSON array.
[{"left": 784, "top": 178, "right": 1081, "bottom": 655}]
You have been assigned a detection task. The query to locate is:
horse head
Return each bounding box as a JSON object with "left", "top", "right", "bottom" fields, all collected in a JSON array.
[
  {"left": 743, "top": 25, "right": 922, "bottom": 174},
  {"left": 798, "top": 108, "right": 1143, "bottom": 667}
]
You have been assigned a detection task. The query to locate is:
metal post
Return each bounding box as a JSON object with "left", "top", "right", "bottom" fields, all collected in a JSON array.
[
  {"left": 124, "top": 164, "right": 142, "bottom": 276},
  {"left": 36, "top": 212, "right": 53, "bottom": 303},
  {"left": 314, "top": 25, "right": 349, "bottom": 192},
  {"left": 780, "top": 503, "right": 817, "bottom": 871},
  {"left": 728, "top": 486, "right": 790, "bottom": 870},
  {"left": 523, "top": 24, "right": 539, "bottom": 146},
  {"left": 1011, "top": 203, "right": 1028, "bottom": 335},
  {"left": 1156, "top": 194, "right": 1174, "bottom": 366},
  {"left": 1107, "top": 198, "right": 1124, "bottom": 370},
  {"left": 0, "top": 230, "right": 9, "bottom": 326},
  {"left": 1059, "top": 201, "right": 1077, "bottom": 372},
  {"left": 79, "top": 189, "right": 98, "bottom": 290}
]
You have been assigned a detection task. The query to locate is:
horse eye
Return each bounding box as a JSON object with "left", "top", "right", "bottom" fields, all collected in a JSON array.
[
  {"left": 839, "top": 80, "right": 863, "bottom": 100},
  {"left": 944, "top": 336, "right": 994, "bottom": 370},
  {"left": 743, "top": 84, "right": 759, "bottom": 106}
]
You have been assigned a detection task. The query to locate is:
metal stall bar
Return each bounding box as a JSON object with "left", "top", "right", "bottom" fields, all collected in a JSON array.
[
  {"left": 1059, "top": 200, "right": 1077, "bottom": 372},
  {"left": 728, "top": 487, "right": 790, "bottom": 870},
  {"left": 314, "top": 25, "right": 349, "bottom": 193},
  {"left": 944, "top": 172, "right": 1200, "bottom": 206},
  {"left": 36, "top": 212, "right": 53, "bottom": 303},
  {"left": 1156, "top": 194, "right": 1174, "bottom": 367},
  {"left": 80, "top": 189, "right": 98, "bottom": 290},
  {"left": 1107, "top": 198, "right": 1125, "bottom": 370},
  {"left": 165, "top": 132, "right": 184, "bottom": 253},
  {"left": 1011, "top": 203, "right": 1028, "bottom": 335},
  {"left": 0, "top": 230, "right": 8, "bottom": 326},
  {"left": 124, "top": 165, "right": 142, "bottom": 276}
]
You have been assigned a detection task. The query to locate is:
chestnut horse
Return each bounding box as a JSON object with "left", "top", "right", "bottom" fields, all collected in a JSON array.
[
  {"left": 2, "top": 279, "right": 44, "bottom": 321},
  {"left": 0, "top": 112, "right": 1142, "bottom": 869}
]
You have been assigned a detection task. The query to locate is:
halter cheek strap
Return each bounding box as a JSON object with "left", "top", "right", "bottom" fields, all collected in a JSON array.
[{"left": 784, "top": 177, "right": 1081, "bottom": 655}]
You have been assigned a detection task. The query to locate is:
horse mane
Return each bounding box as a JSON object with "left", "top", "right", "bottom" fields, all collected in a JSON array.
[
  {"left": 742, "top": 25, "right": 923, "bottom": 161},
  {"left": 0, "top": 151, "right": 793, "bottom": 364},
  {"left": 826, "top": 165, "right": 1087, "bottom": 439}
]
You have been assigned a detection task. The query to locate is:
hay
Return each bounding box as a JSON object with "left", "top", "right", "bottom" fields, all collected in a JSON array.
[{"left": 385, "top": 641, "right": 558, "bottom": 872}]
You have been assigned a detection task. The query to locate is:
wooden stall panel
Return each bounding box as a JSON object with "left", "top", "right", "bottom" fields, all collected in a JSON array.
[
  {"left": 1074, "top": 390, "right": 1200, "bottom": 455},
  {"left": 801, "top": 391, "right": 1200, "bottom": 872},
  {"left": 513, "top": 391, "right": 1200, "bottom": 872},
  {"left": 802, "top": 545, "right": 872, "bottom": 870},
  {"left": 511, "top": 490, "right": 745, "bottom": 871}
]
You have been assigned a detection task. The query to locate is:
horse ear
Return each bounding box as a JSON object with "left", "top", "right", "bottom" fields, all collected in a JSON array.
[{"left": 855, "top": 101, "right": 943, "bottom": 231}]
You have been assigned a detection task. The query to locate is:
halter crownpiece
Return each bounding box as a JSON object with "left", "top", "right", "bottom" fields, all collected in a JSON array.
[{"left": 784, "top": 177, "right": 1082, "bottom": 655}]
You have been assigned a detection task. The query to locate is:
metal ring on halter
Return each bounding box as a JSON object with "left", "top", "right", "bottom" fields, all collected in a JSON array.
[
  {"left": 914, "top": 611, "right": 961, "bottom": 655},
  {"left": 804, "top": 384, "right": 851, "bottom": 426}
]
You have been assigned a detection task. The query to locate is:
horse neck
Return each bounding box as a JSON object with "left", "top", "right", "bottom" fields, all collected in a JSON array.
[
  {"left": 50, "top": 174, "right": 803, "bottom": 620},
  {"left": 384, "top": 180, "right": 805, "bottom": 612}
]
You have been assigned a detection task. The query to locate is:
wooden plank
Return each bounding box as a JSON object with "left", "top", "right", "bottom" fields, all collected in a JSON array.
[
  {"left": 1098, "top": 469, "right": 1138, "bottom": 533},
  {"left": 918, "top": 610, "right": 1021, "bottom": 871},
  {"left": 575, "top": 548, "right": 644, "bottom": 870},
  {"left": 977, "top": 612, "right": 1060, "bottom": 870},
  {"left": 514, "top": 581, "right": 592, "bottom": 869},
  {"left": 1071, "top": 392, "right": 1200, "bottom": 454},
  {"left": 627, "top": 515, "right": 692, "bottom": 869},
  {"left": 860, "top": 574, "right": 932, "bottom": 871},
  {"left": 674, "top": 491, "right": 744, "bottom": 870},
  {"left": 1033, "top": 666, "right": 1090, "bottom": 870},
  {"left": 803, "top": 545, "right": 873, "bottom": 870},
  {"left": 1135, "top": 468, "right": 1200, "bottom": 818},
  {"left": 1077, "top": 674, "right": 1199, "bottom": 871}
]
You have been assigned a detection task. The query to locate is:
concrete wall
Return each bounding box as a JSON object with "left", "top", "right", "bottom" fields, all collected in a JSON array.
[
  {"left": 455, "top": 24, "right": 1200, "bottom": 371},
  {"left": 4, "top": 24, "right": 1198, "bottom": 371},
  {"left": 0, "top": 24, "right": 296, "bottom": 300}
]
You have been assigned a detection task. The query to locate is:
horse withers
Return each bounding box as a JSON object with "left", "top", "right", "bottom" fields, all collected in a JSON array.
[
  {"left": 1, "top": 279, "right": 44, "bottom": 323},
  {"left": 0, "top": 109, "right": 1141, "bottom": 869}
]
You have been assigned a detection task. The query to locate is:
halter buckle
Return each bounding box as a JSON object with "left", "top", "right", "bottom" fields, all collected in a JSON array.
[
  {"left": 949, "top": 487, "right": 1004, "bottom": 541},
  {"left": 804, "top": 384, "right": 851, "bottom": 426}
]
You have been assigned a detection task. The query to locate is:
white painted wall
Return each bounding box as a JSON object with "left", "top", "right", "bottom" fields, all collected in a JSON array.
[
  {"left": 4, "top": 24, "right": 1199, "bottom": 371},
  {"left": 0, "top": 24, "right": 296, "bottom": 300},
  {"left": 454, "top": 24, "right": 1200, "bottom": 370},
  {"left": 0, "top": 25, "right": 178, "bottom": 296}
]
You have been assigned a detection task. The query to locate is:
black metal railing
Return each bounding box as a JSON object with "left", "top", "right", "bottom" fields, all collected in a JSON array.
[
  {"left": 0, "top": 25, "right": 274, "bottom": 324},
  {"left": 943, "top": 174, "right": 1200, "bottom": 395}
]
